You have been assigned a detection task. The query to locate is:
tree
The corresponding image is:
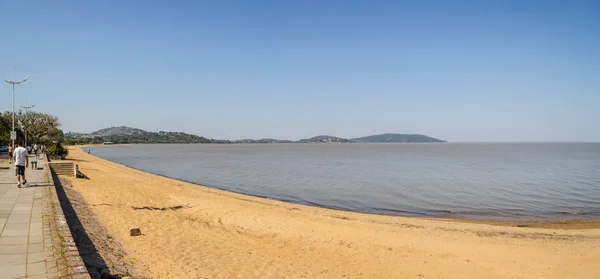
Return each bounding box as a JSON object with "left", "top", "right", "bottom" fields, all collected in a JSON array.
[
  {"left": 48, "top": 141, "right": 68, "bottom": 159},
  {"left": 19, "top": 111, "right": 64, "bottom": 145},
  {"left": 0, "top": 111, "right": 25, "bottom": 145},
  {"left": 0, "top": 112, "right": 11, "bottom": 146}
]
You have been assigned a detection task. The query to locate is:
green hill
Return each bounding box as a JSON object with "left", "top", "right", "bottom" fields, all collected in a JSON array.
[
  {"left": 90, "top": 126, "right": 147, "bottom": 137},
  {"left": 233, "top": 138, "right": 293, "bottom": 143},
  {"left": 65, "top": 126, "right": 220, "bottom": 144},
  {"left": 299, "top": 135, "right": 350, "bottom": 143},
  {"left": 351, "top": 133, "right": 445, "bottom": 143}
]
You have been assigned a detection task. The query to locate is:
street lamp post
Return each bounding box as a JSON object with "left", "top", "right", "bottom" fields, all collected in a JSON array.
[
  {"left": 4, "top": 65, "right": 30, "bottom": 148},
  {"left": 22, "top": 100, "right": 35, "bottom": 148}
]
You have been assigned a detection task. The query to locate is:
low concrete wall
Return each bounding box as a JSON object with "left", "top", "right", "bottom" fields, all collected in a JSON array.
[{"left": 42, "top": 154, "right": 91, "bottom": 278}]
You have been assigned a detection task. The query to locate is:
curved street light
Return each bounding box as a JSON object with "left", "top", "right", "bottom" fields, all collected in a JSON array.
[
  {"left": 4, "top": 65, "right": 30, "bottom": 147},
  {"left": 21, "top": 102, "right": 35, "bottom": 147}
]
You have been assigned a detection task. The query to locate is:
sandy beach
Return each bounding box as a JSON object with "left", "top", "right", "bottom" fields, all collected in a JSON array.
[{"left": 62, "top": 147, "right": 600, "bottom": 278}]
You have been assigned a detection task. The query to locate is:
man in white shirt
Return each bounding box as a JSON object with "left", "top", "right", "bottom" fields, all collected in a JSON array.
[{"left": 13, "top": 141, "right": 29, "bottom": 188}]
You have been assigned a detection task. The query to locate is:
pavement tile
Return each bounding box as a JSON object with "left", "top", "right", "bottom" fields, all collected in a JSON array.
[
  {"left": 30, "top": 224, "right": 42, "bottom": 232},
  {"left": 6, "top": 212, "right": 29, "bottom": 219},
  {"left": 28, "top": 243, "right": 44, "bottom": 253},
  {"left": 29, "top": 234, "right": 43, "bottom": 244},
  {"left": 27, "top": 262, "right": 46, "bottom": 276},
  {"left": 28, "top": 229, "right": 43, "bottom": 236},
  {"left": 4, "top": 223, "right": 30, "bottom": 230},
  {"left": 16, "top": 201, "right": 33, "bottom": 205},
  {"left": 27, "top": 252, "right": 45, "bottom": 263},
  {"left": 0, "top": 236, "right": 29, "bottom": 245},
  {"left": 6, "top": 216, "right": 31, "bottom": 224},
  {"left": 13, "top": 203, "right": 32, "bottom": 208},
  {"left": 0, "top": 254, "right": 27, "bottom": 266},
  {"left": 0, "top": 263, "right": 26, "bottom": 278},
  {"left": 1, "top": 229, "right": 29, "bottom": 237},
  {"left": 0, "top": 244, "right": 28, "bottom": 254}
]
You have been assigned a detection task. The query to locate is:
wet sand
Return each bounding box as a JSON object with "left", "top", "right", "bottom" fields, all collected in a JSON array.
[{"left": 63, "top": 147, "right": 600, "bottom": 278}]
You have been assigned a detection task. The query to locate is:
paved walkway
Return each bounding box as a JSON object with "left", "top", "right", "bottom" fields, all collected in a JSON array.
[{"left": 0, "top": 155, "right": 52, "bottom": 279}]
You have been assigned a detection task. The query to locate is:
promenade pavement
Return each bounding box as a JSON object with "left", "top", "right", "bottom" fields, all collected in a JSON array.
[{"left": 0, "top": 154, "right": 52, "bottom": 279}]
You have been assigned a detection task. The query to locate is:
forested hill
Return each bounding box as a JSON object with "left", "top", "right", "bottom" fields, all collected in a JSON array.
[
  {"left": 65, "top": 126, "right": 221, "bottom": 144},
  {"left": 299, "top": 135, "right": 351, "bottom": 143},
  {"left": 89, "top": 126, "right": 147, "bottom": 137},
  {"left": 351, "top": 134, "right": 446, "bottom": 143}
]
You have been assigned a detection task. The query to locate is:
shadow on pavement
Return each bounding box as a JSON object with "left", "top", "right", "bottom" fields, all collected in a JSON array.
[{"left": 51, "top": 172, "right": 118, "bottom": 279}]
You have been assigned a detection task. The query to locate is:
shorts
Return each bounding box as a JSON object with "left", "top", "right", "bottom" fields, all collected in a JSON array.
[
  {"left": 8, "top": 152, "right": 12, "bottom": 157},
  {"left": 15, "top": 165, "right": 25, "bottom": 176}
]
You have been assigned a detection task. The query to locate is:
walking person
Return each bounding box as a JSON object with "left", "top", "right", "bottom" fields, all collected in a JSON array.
[
  {"left": 34, "top": 143, "right": 39, "bottom": 157},
  {"left": 8, "top": 144, "right": 14, "bottom": 164},
  {"left": 13, "top": 141, "right": 29, "bottom": 188}
]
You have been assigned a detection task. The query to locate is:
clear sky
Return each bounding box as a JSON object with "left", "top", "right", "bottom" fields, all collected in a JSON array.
[{"left": 1, "top": 1, "right": 599, "bottom": 142}]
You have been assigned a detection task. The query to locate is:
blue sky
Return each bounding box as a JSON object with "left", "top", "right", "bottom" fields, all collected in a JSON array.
[{"left": 0, "top": 1, "right": 598, "bottom": 141}]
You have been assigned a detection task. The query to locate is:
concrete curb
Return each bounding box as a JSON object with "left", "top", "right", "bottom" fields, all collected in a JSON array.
[{"left": 42, "top": 154, "right": 91, "bottom": 279}]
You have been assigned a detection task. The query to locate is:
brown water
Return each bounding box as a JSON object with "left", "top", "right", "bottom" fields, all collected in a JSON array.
[{"left": 89, "top": 143, "right": 600, "bottom": 221}]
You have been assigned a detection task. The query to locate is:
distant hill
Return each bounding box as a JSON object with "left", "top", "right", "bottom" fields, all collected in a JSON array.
[
  {"left": 299, "top": 135, "right": 350, "bottom": 143},
  {"left": 64, "top": 126, "right": 220, "bottom": 144},
  {"left": 351, "top": 134, "right": 445, "bottom": 143},
  {"left": 90, "top": 126, "right": 147, "bottom": 137},
  {"left": 64, "top": 132, "right": 88, "bottom": 138},
  {"left": 234, "top": 138, "right": 293, "bottom": 143}
]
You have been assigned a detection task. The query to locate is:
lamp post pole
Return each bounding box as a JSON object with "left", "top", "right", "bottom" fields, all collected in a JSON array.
[
  {"left": 5, "top": 65, "right": 30, "bottom": 147},
  {"left": 22, "top": 100, "right": 35, "bottom": 148}
]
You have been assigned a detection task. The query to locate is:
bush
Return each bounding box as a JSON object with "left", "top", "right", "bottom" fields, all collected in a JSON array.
[{"left": 48, "top": 142, "right": 69, "bottom": 159}]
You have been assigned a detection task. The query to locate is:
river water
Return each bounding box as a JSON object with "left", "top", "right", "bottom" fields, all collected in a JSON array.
[{"left": 89, "top": 143, "right": 600, "bottom": 221}]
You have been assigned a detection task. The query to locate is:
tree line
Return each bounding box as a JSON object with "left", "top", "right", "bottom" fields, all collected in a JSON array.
[
  {"left": 0, "top": 110, "right": 64, "bottom": 147},
  {"left": 65, "top": 132, "right": 219, "bottom": 145}
]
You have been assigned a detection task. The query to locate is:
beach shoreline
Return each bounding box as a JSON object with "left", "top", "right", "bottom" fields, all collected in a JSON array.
[{"left": 62, "top": 146, "right": 600, "bottom": 278}]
